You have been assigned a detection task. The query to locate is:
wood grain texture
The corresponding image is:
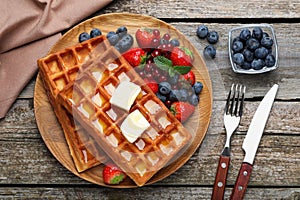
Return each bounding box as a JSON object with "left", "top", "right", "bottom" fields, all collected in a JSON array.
[
  {"left": 0, "top": 187, "right": 299, "bottom": 200},
  {"left": 99, "top": 0, "right": 300, "bottom": 19},
  {"left": 1, "top": 100, "right": 299, "bottom": 186}
]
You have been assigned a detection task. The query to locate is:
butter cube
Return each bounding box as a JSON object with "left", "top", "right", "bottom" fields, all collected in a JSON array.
[
  {"left": 120, "top": 110, "right": 150, "bottom": 143},
  {"left": 110, "top": 81, "right": 141, "bottom": 112}
]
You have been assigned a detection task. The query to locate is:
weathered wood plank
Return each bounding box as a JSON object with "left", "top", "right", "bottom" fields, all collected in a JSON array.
[
  {"left": 21, "top": 23, "right": 300, "bottom": 101},
  {"left": 100, "top": 0, "right": 300, "bottom": 19},
  {"left": 4, "top": 98, "right": 298, "bottom": 137},
  {"left": 0, "top": 187, "right": 299, "bottom": 200},
  {"left": 0, "top": 125, "right": 299, "bottom": 187},
  {"left": 0, "top": 100, "right": 299, "bottom": 186}
]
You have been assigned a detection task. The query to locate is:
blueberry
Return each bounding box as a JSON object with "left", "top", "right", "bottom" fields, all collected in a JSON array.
[
  {"left": 241, "top": 62, "right": 252, "bottom": 70},
  {"left": 252, "top": 27, "right": 263, "bottom": 40},
  {"left": 159, "top": 82, "right": 171, "bottom": 95},
  {"left": 106, "top": 31, "right": 116, "bottom": 38},
  {"left": 170, "top": 38, "right": 180, "bottom": 47},
  {"left": 261, "top": 36, "right": 273, "bottom": 49},
  {"left": 156, "top": 92, "right": 167, "bottom": 103},
  {"left": 265, "top": 54, "right": 276, "bottom": 67},
  {"left": 232, "top": 40, "right": 244, "bottom": 53},
  {"left": 233, "top": 36, "right": 242, "bottom": 44},
  {"left": 262, "top": 32, "right": 270, "bottom": 39},
  {"left": 79, "top": 32, "right": 90, "bottom": 42},
  {"left": 207, "top": 31, "right": 219, "bottom": 44},
  {"left": 243, "top": 49, "right": 254, "bottom": 62},
  {"left": 254, "top": 47, "right": 269, "bottom": 59},
  {"left": 169, "top": 90, "right": 181, "bottom": 102},
  {"left": 116, "top": 26, "right": 127, "bottom": 37},
  {"left": 193, "top": 82, "right": 203, "bottom": 95},
  {"left": 251, "top": 59, "right": 265, "bottom": 70},
  {"left": 106, "top": 31, "right": 119, "bottom": 45},
  {"left": 239, "top": 28, "right": 251, "bottom": 42},
  {"left": 246, "top": 38, "right": 260, "bottom": 51},
  {"left": 90, "top": 28, "right": 102, "bottom": 38},
  {"left": 233, "top": 53, "right": 245, "bottom": 66},
  {"left": 115, "top": 34, "right": 134, "bottom": 53},
  {"left": 196, "top": 25, "right": 209, "bottom": 39},
  {"left": 179, "top": 89, "right": 189, "bottom": 102},
  {"left": 189, "top": 94, "right": 200, "bottom": 106},
  {"left": 203, "top": 44, "right": 216, "bottom": 59},
  {"left": 267, "top": 48, "right": 273, "bottom": 54}
]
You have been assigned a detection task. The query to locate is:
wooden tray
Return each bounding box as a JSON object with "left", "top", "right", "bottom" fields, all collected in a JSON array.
[{"left": 34, "top": 13, "right": 212, "bottom": 188}]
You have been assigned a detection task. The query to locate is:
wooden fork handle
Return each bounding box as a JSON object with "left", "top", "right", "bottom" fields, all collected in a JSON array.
[{"left": 212, "top": 155, "right": 230, "bottom": 200}]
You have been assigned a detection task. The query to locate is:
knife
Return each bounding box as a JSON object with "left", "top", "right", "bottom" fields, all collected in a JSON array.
[{"left": 230, "top": 84, "right": 278, "bottom": 200}]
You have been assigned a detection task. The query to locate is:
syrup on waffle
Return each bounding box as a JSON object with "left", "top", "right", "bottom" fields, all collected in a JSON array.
[
  {"left": 58, "top": 46, "right": 192, "bottom": 186},
  {"left": 37, "top": 36, "right": 110, "bottom": 172}
]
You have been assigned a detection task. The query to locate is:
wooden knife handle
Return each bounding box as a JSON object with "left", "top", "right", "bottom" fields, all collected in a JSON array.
[
  {"left": 230, "top": 162, "right": 253, "bottom": 200},
  {"left": 211, "top": 155, "right": 230, "bottom": 200}
]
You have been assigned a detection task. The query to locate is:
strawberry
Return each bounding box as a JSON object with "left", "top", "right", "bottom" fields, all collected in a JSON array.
[
  {"left": 123, "top": 47, "right": 147, "bottom": 67},
  {"left": 144, "top": 78, "right": 158, "bottom": 93},
  {"left": 170, "top": 47, "right": 194, "bottom": 66},
  {"left": 170, "top": 101, "right": 195, "bottom": 123},
  {"left": 103, "top": 163, "right": 126, "bottom": 185},
  {"left": 135, "top": 28, "right": 160, "bottom": 50},
  {"left": 183, "top": 70, "right": 196, "bottom": 85}
]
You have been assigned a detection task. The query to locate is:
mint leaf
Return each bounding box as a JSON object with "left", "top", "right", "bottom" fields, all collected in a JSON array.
[
  {"left": 154, "top": 56, "right": 191, "bottom": 77},
  {"left": 173, "top": 65, "right": 192, "bottom": 74},
  {"left": 154, "top": 56, "right": 172, "bottom": 71},
  {"left": 168, "top": 67, "right": 176, "bottom": 77}
]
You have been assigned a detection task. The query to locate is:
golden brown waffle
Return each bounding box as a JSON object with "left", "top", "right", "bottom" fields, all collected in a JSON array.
[
  {"left": 58, "top": 46, "right": 192, "bottom": 186},
  {"left": 37, "top": 36, "right": 110, "bottom": 172}
]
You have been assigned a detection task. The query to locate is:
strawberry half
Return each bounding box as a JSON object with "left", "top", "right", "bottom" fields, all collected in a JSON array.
[
  {"left": 170, "top": 47, "right": 194, "bottom": 66},
  {"left": 170, "top": 101, "right": 195, "bottom": 123},
  {"left": 123, "top": 47, "right": 147, "bottom": 68},
  {"left": 103, "top": 163, "right": 126, "bottom": 185},
  {"left": 135, "top": 28, "right": 160, "bottom": 50},
  {"left": 183, "top": 70, "right": 196, "bottom": 86},
  {"left": 144, "top": 78, "right": 158, "bottom": 93}
]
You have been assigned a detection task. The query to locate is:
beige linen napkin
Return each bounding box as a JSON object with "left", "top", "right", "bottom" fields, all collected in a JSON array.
[{"left": 0, "top": 0, "right": 112, "bottom": 118}]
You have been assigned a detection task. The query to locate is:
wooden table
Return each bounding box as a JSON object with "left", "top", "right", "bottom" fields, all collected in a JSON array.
[{"left": 1, "top": 0, "right": 299, "bottom": 199}]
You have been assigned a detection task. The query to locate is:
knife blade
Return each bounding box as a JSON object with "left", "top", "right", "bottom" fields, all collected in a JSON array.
[{"left": 230, "top": 84, "right": 278, "bottom": 200}]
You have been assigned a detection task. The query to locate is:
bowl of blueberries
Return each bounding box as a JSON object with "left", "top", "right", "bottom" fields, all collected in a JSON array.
[{"left": 228, "top": 24, "right": 278, "bottom": 74}]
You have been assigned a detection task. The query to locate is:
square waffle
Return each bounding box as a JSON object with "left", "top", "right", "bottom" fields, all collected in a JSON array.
[
  {"left": 57, "top": 46, "right": 192, "bottom": 186},
  {"left": 37, "top": 36, "right": 110, "bottom": 172}
]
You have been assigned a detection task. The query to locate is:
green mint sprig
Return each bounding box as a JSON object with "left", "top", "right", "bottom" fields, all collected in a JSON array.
[{"left": 153, "top": 56, "right": 191, "bottom": 77}]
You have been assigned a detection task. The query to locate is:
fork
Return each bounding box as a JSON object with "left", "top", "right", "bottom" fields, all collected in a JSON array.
[{"left": 212, "top": 84, "right": 246, "bottom": 200}]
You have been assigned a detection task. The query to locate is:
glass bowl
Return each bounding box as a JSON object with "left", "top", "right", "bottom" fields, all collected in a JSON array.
[{"left": 228, "top": 24, "right": 278, "bottom": 74}]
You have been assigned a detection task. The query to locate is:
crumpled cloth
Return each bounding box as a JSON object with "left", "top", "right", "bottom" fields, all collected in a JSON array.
[{"left": 0, "top": 0, "right": 112, "bottom": 118}]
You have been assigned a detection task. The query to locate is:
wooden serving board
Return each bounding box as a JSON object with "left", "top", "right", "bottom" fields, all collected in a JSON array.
[{"left": 34, "top": 13, "right": 212, "bottom": 188}]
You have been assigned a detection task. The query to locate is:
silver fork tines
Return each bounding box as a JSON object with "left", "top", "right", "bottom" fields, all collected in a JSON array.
[
  {"left": 223, "top": 84, "right": 246, "bottom": 155},
  {"left": 225, "top": 84, "right": 245, "bottom": 117}
]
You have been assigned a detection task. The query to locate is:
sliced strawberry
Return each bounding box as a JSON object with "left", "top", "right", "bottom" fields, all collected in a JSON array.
[
  {"left": 170, "top": 47, "right": 194, "bottom": 66},
  {"left": 183, "top": 70, "right": 196, "bottom": 85},
  {"left": 123, "top": 47, "right": 147, "bottom": 67},
  {"left": 170, "top": 101, "right": 195, "bottom": 123},
  {"left": 135, "top": 28, "right": 161, "bottom": 50},
  {"left": 103, "top": 163, "right": 126, "bottom": 185}
]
